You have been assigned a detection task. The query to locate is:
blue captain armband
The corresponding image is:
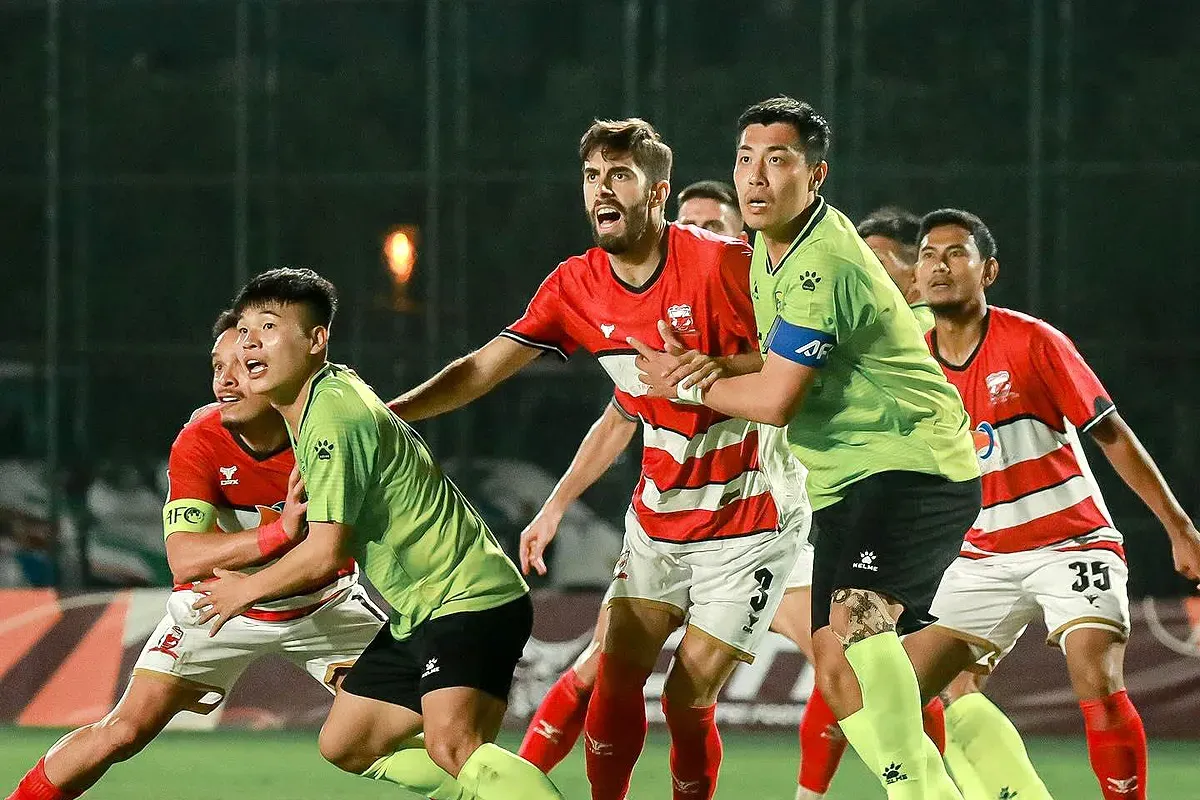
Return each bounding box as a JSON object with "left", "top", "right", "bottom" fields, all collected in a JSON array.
[{"left": 765, "top": 317, "right": 836, "bottom": 367}]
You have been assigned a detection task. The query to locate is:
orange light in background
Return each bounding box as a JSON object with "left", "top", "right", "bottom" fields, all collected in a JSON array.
[{"left": 384, "top": 226, "right": 419, "bottom": 286}]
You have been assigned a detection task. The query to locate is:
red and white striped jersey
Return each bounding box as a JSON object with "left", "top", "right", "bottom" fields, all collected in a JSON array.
[
  {"left": 166, "top": 406, "right": 358, "bottom": 619},
  {"left": 505, "top": 223, "right": 782, "bottom": 548},
  {"left": 929, "top": 306, "right": 1121, "bottom": 559}
]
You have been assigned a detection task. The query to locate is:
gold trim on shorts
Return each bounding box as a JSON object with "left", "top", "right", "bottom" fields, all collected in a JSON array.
[
  {"left": 131, "top": 668, "right": 226, "bottom": 714},
  {"left": 925, "top": 624, "right": 1004, "bottom": 675},
  {"left": 605, "top": 596, "right": 686, "bottom": 621},
  {"left": 323, "top": 659, "right": 358, "bottom": 691},
  {"left": 1046, "top": 615, "right": 1128, "bottom": 647}
]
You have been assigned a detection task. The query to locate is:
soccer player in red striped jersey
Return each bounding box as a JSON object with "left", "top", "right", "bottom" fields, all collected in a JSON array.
[
  {"left": 512, "top": 180, "right": 818, "bottom": 781},
  {"left": 389, "top": 122, "right": 810, "bottom": 800},
  {"left": 910, "top": 208, "right": 1200, "bottom": 800},
  {"left": 6, "top": 312, "right": 383, "bottom": 800}
]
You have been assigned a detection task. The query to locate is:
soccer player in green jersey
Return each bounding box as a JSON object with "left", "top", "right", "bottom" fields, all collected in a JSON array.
[
  {"left": 194, "top": 268, "right": 564, "bottom": 800},
  {"left": 633, "top": 97, "right": 980, "bottom": 799}
]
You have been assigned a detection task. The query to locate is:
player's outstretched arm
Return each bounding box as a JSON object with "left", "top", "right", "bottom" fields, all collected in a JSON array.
[
  {"left": 520, "top": 402, "right": 637, "bottom": 575},
  {"left": 192, "top": 520, "right": 352, "bottom": 635},
  {"left": 1089, "top": 413, "right": 1200, "bottom": 580},
  {"left": 387, "top": 335, "right": 542, "bottom": 422},
  {"left": 165, "top": 465, "right": 308, "bottom": 584}
]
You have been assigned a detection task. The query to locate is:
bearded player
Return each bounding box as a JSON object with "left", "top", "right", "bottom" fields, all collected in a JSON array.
[
  {"left": 6, "top": 311, "right": 384, "bottom": 800},
  {"left": 388, "top": 121, "right": 809, "bottom": 800}
]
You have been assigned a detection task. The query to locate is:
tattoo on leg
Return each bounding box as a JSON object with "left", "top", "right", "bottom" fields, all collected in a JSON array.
[{"left": 831, "top": 589, "right": 895, "bottom": 647}]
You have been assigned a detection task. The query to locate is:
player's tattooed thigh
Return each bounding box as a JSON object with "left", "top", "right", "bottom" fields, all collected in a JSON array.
[{"left": 830, "top": 588, "right": 895, "bottom": 647}]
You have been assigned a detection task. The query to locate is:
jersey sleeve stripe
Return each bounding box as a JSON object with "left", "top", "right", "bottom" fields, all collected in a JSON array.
[
  {"left": 610, "top": 395, "right": 638, "bottom": 422},
  {"left": 499, "top": 329, "right": 568, "bottom": 361},
  {"left": 1078, "top": 402, "right": 1117, "bottom": 434}
]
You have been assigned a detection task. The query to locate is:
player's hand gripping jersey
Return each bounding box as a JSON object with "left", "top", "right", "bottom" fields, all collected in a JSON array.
[
  {"left": 163, "top": 405, "right": 356, "bottom": 618},
  {"left": 506, "top": 223, "right": 799, "bottom": 548},
  {"left": 930, "top": 306, "right": 1121, "bottom": 558}
]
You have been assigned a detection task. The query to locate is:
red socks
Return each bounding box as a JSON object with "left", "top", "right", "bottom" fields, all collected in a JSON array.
[
  {"left": 518, "top": 667, "right": 593, "bottom": 773},
  {"left": 922, "top": 695, "right": 947, "bottom": 754},
  {"left": 797, "top": 688, "right": 947, "bottom": 794},
  {"left": 584, "top": 653, "right": 653, "bottom": 799},
  {"left": 798, "top": 686, "right": 846, "bottom": 794},
  {"left": 8, "top": 758, "right": 76, "bottom": 800},
  {"left": 662, "top": 698, "right": 722, "bottom": 800},
  {"left": 1080, "top": 690, "right": 1147, "bottom": 800}
]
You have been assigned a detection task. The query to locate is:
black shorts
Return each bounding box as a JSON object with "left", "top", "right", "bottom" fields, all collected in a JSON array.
[
  {"left": 340, "top": 593, "right": 533, "bottom": 713},
  {"left": 810, "top": 471, "right": 981, "bottom": 636}
]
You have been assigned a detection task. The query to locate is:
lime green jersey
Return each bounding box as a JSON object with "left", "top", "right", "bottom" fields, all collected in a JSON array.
[
  {"left": 291, "top": 363, "right": 527, "bottom": 639},
  {"left": 750, "top": 198, "right": 978, "bottom": 510},
  {"left": 910, "top": 301, "right": 935, "bottom": 334}
]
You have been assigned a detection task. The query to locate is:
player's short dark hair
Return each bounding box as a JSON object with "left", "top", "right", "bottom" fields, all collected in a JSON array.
[
  {"left": 233, "top": 267, "right": 338, "bottom": 329},
  {"left": 857, "top": 207, "right": 922, "bottom": 247},
  {"left": 919, "top": 208, "right": 998, "bottom": 261},
  {"left": 579, "top": 118, "right": 673, "bottom": 185},
  {"left": 677, "top": 180, "right": 739, "bottom": 211},
  {"left": 211, "top": 309, "right": 239, "bottom": 339},
  {"left": 737, "top": 96, "right": 831, "bottom": 164}
]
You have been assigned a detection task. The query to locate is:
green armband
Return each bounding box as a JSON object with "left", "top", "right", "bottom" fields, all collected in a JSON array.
[{"left": 162, "top": 499, "right": 217, "bottom": 539}]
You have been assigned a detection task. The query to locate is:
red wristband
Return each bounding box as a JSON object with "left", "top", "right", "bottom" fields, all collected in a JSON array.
[{"left": 257, "top": 518, "right": 292, "bottom": 559}]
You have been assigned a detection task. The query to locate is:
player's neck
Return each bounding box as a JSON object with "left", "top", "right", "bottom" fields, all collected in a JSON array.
[
  {"left": 607, "top": 218, "right": 667, "bottom": 288},
  {"left": 270, "top": 362, "right": 325, "bottom": 437},
  {"left": 232, "top": 417, "right": 289, "bottom": 455},
  {"left": 761, "top": 194, "right": 819, "bottom": 266},
  {"left": 933, "top": 299, "right": 988, "bottom": 365}
]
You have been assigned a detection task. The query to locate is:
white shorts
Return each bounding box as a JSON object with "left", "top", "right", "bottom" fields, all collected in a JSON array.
[
  {"left": 606, "top": 508, "right": 803, "bottom": 662},
  {"left": 133, "top": 586, "right": 385, "bottom": 711},
  {"left": 929, "top": 548, "right": 1130, "bottom": 671},
  {"left": 784, "top": 542, "right": 815, "bottom": 590}
]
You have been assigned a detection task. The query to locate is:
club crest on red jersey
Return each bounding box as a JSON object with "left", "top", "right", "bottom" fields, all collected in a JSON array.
[
  {"left": 666, "top": 304, "right": 696, "bottom": 335},
  {"left": 985, "top": 370, "right": 1018, "bottom": 405}
]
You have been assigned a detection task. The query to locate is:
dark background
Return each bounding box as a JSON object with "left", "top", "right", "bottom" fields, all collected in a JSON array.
[{"left": 3, "top": 0, "right": 1198, "bottom": 595}]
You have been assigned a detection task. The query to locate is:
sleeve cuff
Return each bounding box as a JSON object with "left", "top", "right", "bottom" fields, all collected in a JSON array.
[{"left": 499, "top": 329, "right": 569, "bottom": 361}]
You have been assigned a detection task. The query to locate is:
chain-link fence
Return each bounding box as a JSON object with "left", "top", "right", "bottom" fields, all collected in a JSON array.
[{"left": 3, "top": 0, "right": 1198, "bottom": 595}]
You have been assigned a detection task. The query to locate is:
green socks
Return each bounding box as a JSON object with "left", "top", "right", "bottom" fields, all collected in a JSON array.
[
  {"left": 945, "top": 736, "right": 993, "bottom": 799},
  {"left": 842, "top": 632, "right": 962, "bottom": 799},
  {"left": 361, "top": 737, "right": 469, "bottom": 800},
  {"left": 945, "top": 692, "right": 1054, "bottom": 800},
  {"left": 457, "top": 743, "right": 565, "bottom": 800}
]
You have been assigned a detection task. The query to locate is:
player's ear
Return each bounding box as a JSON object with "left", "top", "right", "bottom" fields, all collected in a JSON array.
[
  {"left": 310, "top": 325, "right": 329, "bottom": 355},
  {"left": 982, "top": 257, "right": 1000, "bottom": 289},
  {"left": 810, "top": 161, "right": 829, "bottom": 193},
  {"left": 649, "top": 179, "right": 671, "bottom": 210}
]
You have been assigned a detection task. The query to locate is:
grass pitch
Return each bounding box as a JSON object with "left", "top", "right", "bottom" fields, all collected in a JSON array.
[{"left": 2, "top": 726, "right": 1192, "bottom": 798}]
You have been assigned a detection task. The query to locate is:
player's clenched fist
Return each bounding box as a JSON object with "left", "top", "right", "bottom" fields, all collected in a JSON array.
[{"left": 1168, "top": 521, "right": 1200, "bottom": 584}]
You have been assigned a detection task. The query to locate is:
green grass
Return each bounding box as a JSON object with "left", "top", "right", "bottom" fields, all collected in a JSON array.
[{"left": 1, "top": 726, "right": 1192, "bottom": 798}]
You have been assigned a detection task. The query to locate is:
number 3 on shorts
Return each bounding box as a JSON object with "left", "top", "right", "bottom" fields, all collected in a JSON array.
[
  {"left": 1068, "top": 560, "right": 1111, "bottom": 592},
  {"left": 750, "top": 568, "right": 774, "bottom": 612}
]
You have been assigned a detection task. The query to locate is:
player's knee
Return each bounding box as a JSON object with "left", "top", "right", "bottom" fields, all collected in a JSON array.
[
  {"left": 318, "top": 725, "right": 375, "bottom": 774},
  {"left": 424, "top": 730, "right": 484, "bottom": 778},
  {"left": 95, "top": 715, "right": 154, "bottom": 762},
  {"left": 1065, "top": 650, "right": 1123, "bottom": 699},
  {"left": 828, "top": 588, "right": 897, "bottom": 645}
]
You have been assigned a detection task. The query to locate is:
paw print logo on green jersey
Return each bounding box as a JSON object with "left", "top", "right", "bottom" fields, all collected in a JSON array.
[
  {"left": 799, "top": 271, "right": 822, "bottom": 291},
  {"left": 314, "top": 439, "right": 335, "bottom": 461}
]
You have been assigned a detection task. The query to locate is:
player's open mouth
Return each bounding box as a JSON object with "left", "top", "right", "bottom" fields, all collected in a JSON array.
[
  {"left": 595, "top": 206, "right": 623, "bottom": 232},
  {"left": 745, "top": 199, "right": 770, "bottom": 211},
  {"left": 218, "top": 394, "right": 241, "bottom": 404},
  {"left": 245, "top": 359, "right": 268, "bottom": 378}
]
